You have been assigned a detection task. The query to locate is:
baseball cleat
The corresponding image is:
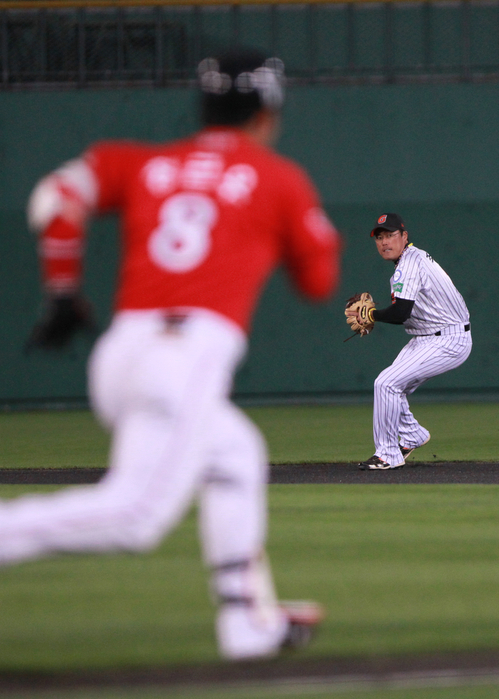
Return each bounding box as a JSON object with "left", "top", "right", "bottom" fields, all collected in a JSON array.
[
  {"left": 358, "top": 455, "right": 404, "bottom": 470},
  {"left": 279, "top": 600, "right": 325, "bottom": 650},
  {"left": 216, "top": 600, "right": 325, "bottom": 660},
  {"left": 399, "top": 434, "right": 431, "bottom": 460}
]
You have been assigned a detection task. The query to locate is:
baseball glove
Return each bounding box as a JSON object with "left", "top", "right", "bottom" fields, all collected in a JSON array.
[{"left": 344, "top": 292, "right": 376, "bottom": 336}]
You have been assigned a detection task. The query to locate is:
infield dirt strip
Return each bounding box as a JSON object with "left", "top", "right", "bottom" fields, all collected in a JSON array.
[{"left": 0, "top": 461, "right": 498, "bottom": 484}]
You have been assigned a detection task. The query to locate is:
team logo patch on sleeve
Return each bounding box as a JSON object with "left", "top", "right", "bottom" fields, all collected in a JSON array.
[{"left": 393, "top": 282, "right": 404, "bottom": 293}]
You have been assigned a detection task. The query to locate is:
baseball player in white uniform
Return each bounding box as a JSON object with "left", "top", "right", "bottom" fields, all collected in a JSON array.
[
  {"left": 359, "top": 213, "right": 472, "bottom": 470},
  {"left": 0, "top": 49, "right": 342, "bottom": 659}
]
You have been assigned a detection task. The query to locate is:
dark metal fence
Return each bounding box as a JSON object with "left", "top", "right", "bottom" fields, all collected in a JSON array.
[{"left": 2, "top": 1, "right": 499, "bottom": 88}]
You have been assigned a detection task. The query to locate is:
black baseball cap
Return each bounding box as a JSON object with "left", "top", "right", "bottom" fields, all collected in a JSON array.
[{"left": 370, "top": 213, "right": 406, "bottom": 237}]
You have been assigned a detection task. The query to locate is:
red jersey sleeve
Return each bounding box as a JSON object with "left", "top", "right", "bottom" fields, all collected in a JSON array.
[
  {"left": 37, "top": 141, "right": 142, "bottom": 293},
  {"left": 84, "top": 140, "right": 141, "bottom": 212},
  {"left": 278, "top": 162, "right": 342, "bottom": 300}
]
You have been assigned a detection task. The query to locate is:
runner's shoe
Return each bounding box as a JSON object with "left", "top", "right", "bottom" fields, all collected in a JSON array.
[
  {"left": 216, "top": 599, "right": 325, "bottom": 660},
  {"left": 279, "top": 600, "right": 325, "bottom": 650}
]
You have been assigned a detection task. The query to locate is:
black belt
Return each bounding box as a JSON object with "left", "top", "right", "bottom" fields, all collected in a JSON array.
[
  {"left": 435, "top": 324, "right": 470, "bottom": 336},
  {"left": 163, "top": 313, "right": 188, "bottom": 332}
]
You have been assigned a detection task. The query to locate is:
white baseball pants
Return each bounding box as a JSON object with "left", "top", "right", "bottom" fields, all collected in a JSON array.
[
  {"left": 373, "top": 329, "right": 472, "bottom": 465},
  {"left": 0, "top": 309, "right": 287, "bottom": 657}
]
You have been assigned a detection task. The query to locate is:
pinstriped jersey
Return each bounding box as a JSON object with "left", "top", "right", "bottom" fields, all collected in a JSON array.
[{"left": 391, "top": 244, "right": 469, "bottom": 335}]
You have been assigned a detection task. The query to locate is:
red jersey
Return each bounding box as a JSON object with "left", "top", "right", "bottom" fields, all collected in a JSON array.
[{"left": 40, "top": 128, "right": 342, "bottom": 331}]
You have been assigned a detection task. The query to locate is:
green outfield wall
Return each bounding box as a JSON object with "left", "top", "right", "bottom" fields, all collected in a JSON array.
[{"left": 0, "top": 82, "right": 496, "bottom": 405}]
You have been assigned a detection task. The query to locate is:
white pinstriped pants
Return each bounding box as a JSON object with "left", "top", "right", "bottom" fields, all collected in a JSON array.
[{"left": 373, "top": 329, "right": 472, "bottom": 465}]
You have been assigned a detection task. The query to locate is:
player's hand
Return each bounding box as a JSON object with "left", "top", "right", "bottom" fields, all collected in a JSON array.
[{"left": 26, "top": 294, "right": 97, "bottom": 350}]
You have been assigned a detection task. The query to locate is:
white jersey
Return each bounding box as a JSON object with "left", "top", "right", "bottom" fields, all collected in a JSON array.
[
  {"left": 390, "top": 244, "right": 469, "bottom": 336},
  {"left": 368, "top": 241, "right": 472, "bottom": 469}
]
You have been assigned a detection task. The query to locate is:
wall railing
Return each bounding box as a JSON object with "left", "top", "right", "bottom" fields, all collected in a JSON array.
[{"left": 1, "top": 1, "right": 499, "bottom": 88}]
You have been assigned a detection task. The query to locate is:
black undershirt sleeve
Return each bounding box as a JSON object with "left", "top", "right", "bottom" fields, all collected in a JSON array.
[{"left": 372, "top": 297, "right": 415, "bottom": 324}]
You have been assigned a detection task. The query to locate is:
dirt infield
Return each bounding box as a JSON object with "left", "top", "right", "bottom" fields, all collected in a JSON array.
[
  {"left": 1, "top": 461, "right": 498, "bottom": 485},
  {"left": 271, "top": 461, "right": 499, "bottom": 484}
]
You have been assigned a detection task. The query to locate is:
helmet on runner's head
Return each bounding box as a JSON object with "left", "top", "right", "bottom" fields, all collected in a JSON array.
[{"left": 198, "top": 48, "right": 285, "bottom": 127}]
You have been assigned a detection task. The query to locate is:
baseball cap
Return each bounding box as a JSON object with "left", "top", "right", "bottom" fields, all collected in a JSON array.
[{"left": 370, "top": 213, "right": 406, "bottom": 237}]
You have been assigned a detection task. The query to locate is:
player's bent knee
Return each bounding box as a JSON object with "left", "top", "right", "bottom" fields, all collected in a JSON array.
[
  {"left": 88, "top": 497, "right": 171, "bottom": 553},
  {"left": 121, "top": 528, "right": 163, "bottom": 553},
  {"left": 374, "top": 373, "right": 404, "bottom": 395},
  {"left": 219, "top": 407, "right": 268, "bottom": 485},
  {"left": 108, "top": 517, "right": 165, "bottom": 553}
]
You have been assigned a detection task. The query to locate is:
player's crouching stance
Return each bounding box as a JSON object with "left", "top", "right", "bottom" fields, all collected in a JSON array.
[
  {"left": 1, "top": 49, "right": 341, "bottom": 659},
  {"left": 352, "top": 214, "right": 471, "bottom": 471}
]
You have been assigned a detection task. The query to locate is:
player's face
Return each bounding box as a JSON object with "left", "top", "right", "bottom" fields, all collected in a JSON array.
[{"left": 374, "top": 229, "right": 408, "bottom": 261}]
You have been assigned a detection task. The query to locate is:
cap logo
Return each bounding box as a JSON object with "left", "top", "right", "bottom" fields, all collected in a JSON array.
[{"left": 378, "top": 215, "right": 387, "bottom": 224}]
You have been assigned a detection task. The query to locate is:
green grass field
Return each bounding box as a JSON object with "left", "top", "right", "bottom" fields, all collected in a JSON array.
[
  {"left": 4, "top": 681, "right": 499, "bottom": 699},
  {"left": 4, "top": 682, "right": 499, "bottom": 699},
  {"left": 0, "top": 402, "right": 498, "bottom": 468},
  {"left": 0, "top": 404, "right": 498, "bottom": 699},
  {"left": 1, "top": 483, "right": 498, "bottom": 670}
]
